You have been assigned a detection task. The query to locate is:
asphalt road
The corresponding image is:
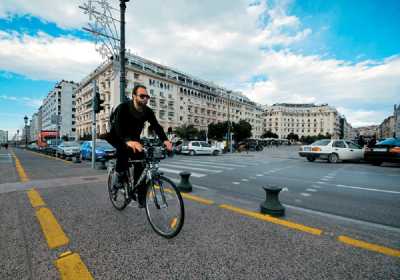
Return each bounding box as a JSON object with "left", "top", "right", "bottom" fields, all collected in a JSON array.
[{"left": 0, "top": 147, "right": 399, "bottom": 279}]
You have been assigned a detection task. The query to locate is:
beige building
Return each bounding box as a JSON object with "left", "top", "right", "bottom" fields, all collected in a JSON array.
[
  {"left": 263, "top": 103, "right": 341, "bottom": 139},
  {"left": 378, "top": 115, "right": 395, "bottom": 139},
  {"left": 75, "top": 55, "right": 263, "bottom": 139},
  {"left": 355, "top": 125, "right": 378, "bottom": 138},
  {"left": 394, "top": 104, "right": 400, "bottom": 138}
]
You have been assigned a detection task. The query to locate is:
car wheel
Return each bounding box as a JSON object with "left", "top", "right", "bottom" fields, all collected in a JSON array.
[
  {"left": 212, "top": 150, "right": 219, "bottom": 156},
  {"left": 306, "top": 156, "right": 315, "bottom": 162},
  {"left": 372, "top": 161, "right": 382, "bottom": 166},
  {"left": 189, "top": 150, "right": 196, "bottom": 156},
  {"left": 328, "top": 153, "right": 339, "bottom": 163}
]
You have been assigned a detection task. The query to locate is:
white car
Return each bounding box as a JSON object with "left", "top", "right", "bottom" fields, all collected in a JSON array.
[
  {"left": 181, "top": 141, "right": 220, "bottom": 156},
  {"left": 299, "top": 139, "right": 364, "bottom": 163}
]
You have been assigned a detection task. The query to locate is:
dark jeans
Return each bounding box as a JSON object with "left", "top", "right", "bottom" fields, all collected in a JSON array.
[{"left": 115, "top": 142, "right": 146, "bottom": 198}]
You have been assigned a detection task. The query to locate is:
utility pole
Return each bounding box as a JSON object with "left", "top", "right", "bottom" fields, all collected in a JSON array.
[
  {"left": 120, "top": 0, "right": 128, "bottom": 104},
  {"left": 92, "top": 80, "right": 97, "bottom": 169},
  {"left": 227, "top": 91, "right": 232, "bottom": 153},
  {"left": 80, "top": 0, "right": 130, "bottom": 105}
]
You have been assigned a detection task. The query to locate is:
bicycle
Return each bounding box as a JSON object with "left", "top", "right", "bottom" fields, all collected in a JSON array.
[{"left": 107, "top": 141, "right": 184, "bottom": 238}]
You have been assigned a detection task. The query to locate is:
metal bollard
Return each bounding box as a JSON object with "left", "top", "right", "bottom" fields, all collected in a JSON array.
[
  {"left": 95, "top": 159, "right": 107, "bottom": 170},
  {"left": 177, "top": 171, "right": 192, "bottom": 193},
  {"left": 260, "top": 186, "right": 285, "bottom": 217},
  {"left": 73, "top": 155, "right": 81, "bottom": 163}
]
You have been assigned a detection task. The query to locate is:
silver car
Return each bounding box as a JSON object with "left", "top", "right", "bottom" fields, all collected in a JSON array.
[
  {"left": 181, "top": 141, "right": 220, "bottom": 156},
  {"left": 56, "top": 141, "right": 81, "bottom": 158}
]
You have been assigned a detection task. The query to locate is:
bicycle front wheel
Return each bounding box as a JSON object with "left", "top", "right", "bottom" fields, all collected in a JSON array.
[{"left": 145, "top": 176, "right": 185, "bottom": 238}]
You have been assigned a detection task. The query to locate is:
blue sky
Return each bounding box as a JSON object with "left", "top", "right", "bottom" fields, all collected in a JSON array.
[{"left": 0, "top": 0, "right": 399, "bottom": 139}]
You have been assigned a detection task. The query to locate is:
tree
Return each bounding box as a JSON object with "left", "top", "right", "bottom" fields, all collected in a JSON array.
[
  {"left": 287, "top": 132, "right": 299, "bottom": 141},
  {"left": 233, "top": 120, "right": 252, "bottom": 142},
  {"left": 208, "top": 121, "right": 229, "bottom": 141},
  {"left": 174, "top": 124, "right": 200, "bottom": 140},
  {"left": 261, "top": 130, "right": 278, "bottom": 139}
]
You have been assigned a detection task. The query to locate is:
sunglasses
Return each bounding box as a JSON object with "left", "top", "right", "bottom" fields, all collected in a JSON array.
[{"left": 137, "top": 94, "right": 150, "bottom": 100}]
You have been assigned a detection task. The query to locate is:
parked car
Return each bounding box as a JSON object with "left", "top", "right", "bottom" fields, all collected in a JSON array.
[
  {"left": 181, "top": 141, "right": 220, "bottom": 156},
  {"left": 43, "top": 139, "right": 62, "bottom": 156},
  {"left": 364, "top": 137, "right": 400, "bottom": 166},
  {"left": 27, "top": 143, "right": 39, "bottom": 151},
  {"left": 56, "top": 141, "right": 81, "bottom": 158},
  {"left": 299, "top": 139, "right": 364, "bottom": 163},
  {"left": 80, "top": 140, "right": 116, "bottom": 161}
]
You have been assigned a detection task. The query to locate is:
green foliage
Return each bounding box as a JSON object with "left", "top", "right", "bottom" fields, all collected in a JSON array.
[
  {"left": 233, "top": 120, "right": 252, "bottom": 142},
  {"left": 261, "top": 130, "right": 278, "bottom": 139},
  {"left": 286, "top": 132, "right": 299, "bottom": 141},
  {"left": 174, "top": 124, "right": 200, "bottom": 140},
  {"left": 208, "top": 121, "right": 229, "bottom": 141},
  {"left": 300, "top": 133, "right": 332, "bottom": 144}
]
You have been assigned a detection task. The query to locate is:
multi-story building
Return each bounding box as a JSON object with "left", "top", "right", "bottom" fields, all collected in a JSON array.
[
  {"left": 263, "top": 103, "right": 341, "bottom": 139},
  {"left": 378, "top": 115, "right": 395, "bottom": 139},
  {"left": 41, "top": 80, "right": 77, "bottom": 139},
  {"left": 394, "top": 104, "right": 400, "bottom": 138},
  {"left": 339, "top": 116, "right": 355, "bottom": 140},
  {"left": 75, "top": 55, "right": 263, "bottom": 139},
  {"left": 30, "top": 111, "right": 42, "bottom": 142},
  {"left": 0, "top": 130, "right": 8, "bottom": 143},
  {"left": 355, "top": 125, "right": 378, "bottom": 138}
]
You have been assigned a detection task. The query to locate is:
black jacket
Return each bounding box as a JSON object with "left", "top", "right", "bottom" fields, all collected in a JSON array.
[{"left": 106, "top": 101, "right": 167, "bottom": 147}]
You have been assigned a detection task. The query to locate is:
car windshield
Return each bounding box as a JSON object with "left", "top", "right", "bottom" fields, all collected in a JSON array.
[
  {"left": 376, "top": 138, "right": 400, "bottom": 146},
  {"left": 96, "top": 142, "right": 113, "bottom": 148},
  {"left": 311, "top": 140, "right": 331, "bottom": 146},
  {"left": 63, "top": 142, "right": 79, "bottom": 147}
]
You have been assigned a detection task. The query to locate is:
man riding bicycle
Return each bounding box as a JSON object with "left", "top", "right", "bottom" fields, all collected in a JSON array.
[{"left": 106, "top": 84, "right": 173, "bottom": 208}]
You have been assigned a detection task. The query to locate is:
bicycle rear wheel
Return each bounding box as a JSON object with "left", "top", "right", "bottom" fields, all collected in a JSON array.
[
  {"left": 107, "top": 168, "right": 130, "bottom": 211},
  {"left": 145, "top": 176, "right": 184, "bottom": 238}
]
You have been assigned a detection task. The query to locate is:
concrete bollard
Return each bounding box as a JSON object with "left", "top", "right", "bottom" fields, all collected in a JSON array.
[
  {"left": 177, "top": 171, "right": 192, "bottom": 193},
  {"left": 95, "top": 159, "right": 107, "bottom": 170},
  {"left": 260, "top": 186, "right": 285, "bottom": 217}
]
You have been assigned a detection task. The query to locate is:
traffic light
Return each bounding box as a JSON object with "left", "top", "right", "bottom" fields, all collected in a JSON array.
[{"left": 93, "top": 88, "right": 105, "bottom": 113}]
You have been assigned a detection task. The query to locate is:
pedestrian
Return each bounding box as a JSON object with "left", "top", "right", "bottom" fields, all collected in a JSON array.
[{"left": 367, "top": 136, "right": 376, "bottom": 148}]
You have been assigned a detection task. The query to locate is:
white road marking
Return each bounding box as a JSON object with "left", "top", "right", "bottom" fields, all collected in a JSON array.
[
  {"left": 282, "top": 187, "right": 289, "bottom": 192},
  {"left": 312, "top": 185, "right": 322, "bottom": 189},
  {"left": 170, "top": 161, "right": 234, "bottom": 170},
  {"left": 300, "top": 193, "right": 311, "bottom": 197},
  {"left": 306, "top": 188, "right": 317, "bottom": 192},
  {"left": 316, "top": 181, "right": 328, "bottom": 185},
  {"left": 335, "top": 184, "right": 400, "bottom": 194},
  {"left": 241, "top": 179, "right": 249, "bottom": 182},
  {"left": 161, "top": 163, "right": 221, "bottom": 173},
  {"left": 159, "top": 167, "right": 206, "bottom": 178},
  {"left": 232, "top": 182, "right": 240, "bottom": 185},
  {"left": 256, "top": 174, "right": 264, "bottom": 177},
  {"left": 295, "top": 199, "right": 302, "bottom": 203},
  {"left": 177, "top": 159, "right": 248, "bottom": 168}
]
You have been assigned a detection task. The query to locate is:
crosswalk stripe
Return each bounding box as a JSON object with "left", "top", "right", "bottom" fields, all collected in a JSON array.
[
  {"left": 177, "top": 159, "right": 248, "bottom": 168},
  {"left": 168, "top": 161, "right": 234, "bottom": 170},
  {"left": 159, "top": 167, "right": 206, "bottom": 178},
  {"left": 161, "top": 163, "right": 221, "bottom": 173}
]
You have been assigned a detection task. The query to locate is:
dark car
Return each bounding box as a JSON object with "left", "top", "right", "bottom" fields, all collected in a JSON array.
[{"left": 364, "top": 138, "right": 400, "bottom": 166}]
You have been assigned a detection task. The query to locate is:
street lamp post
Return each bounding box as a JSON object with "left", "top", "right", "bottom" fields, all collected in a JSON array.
[
  {"left": 227, "top": 91, "right": 232, "bottom": 153},
  {"left": 120, "top": 0, "right": 129, "bottom": 104},
  {"left": 24, "top": 115, "right": 28, "bottom": 147}
]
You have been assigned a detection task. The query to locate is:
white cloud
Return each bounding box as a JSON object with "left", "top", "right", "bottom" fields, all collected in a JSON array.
[
  {"left": 0, "top": 31, "right": 102, "bottom": 81},
  {"left": 0, "top": 0, "right": 398, "bottom": 128},
  {"left": 0, "top": 0, "right": 86, "bottom": 29},
  {"left": 0, "top": 94, "right": 43, "bottom": 107}
]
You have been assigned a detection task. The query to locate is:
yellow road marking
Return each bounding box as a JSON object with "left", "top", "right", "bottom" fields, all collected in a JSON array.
[
  {"left": 55, "top": 252, "right": 94, "bottom": 280},
  {"left": 219, "top": 204, "right": 322, "bottom": 236},
  {"left": 36, "top": 207, "right": 69, "bottom": 249},
  {"left": 338, "top": 235, "right": 400, "bottom": 258},
  {"left": 27, "top": 189, "right": 45, "bottom": 208},
  {"left": 11, "top": 152, "right": 29, "bottom": 182},
  {"left": 181, "top": 193, "right": 214, "bottom": 205}
]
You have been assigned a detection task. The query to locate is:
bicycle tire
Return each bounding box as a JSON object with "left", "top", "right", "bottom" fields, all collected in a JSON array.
[
  {"left": 107, "top": 168, "right": 130, "bottom": 211},
  {"left": 145, "top": 176, "right": 185, "bottom": 238}
]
